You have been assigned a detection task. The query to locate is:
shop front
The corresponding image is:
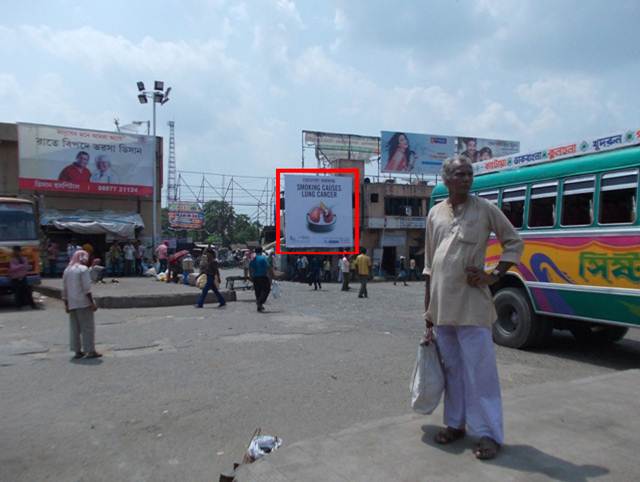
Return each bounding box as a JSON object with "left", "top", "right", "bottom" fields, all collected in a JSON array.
[{"left": 40, "top": 209, "right": 145, "bottom": 274}]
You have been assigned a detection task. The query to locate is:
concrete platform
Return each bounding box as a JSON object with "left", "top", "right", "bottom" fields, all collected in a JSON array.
[
  {"left": 237, "top": 369, "right": 640, "bottom": 481},
  {"left": 34, "top": 277, "right": 236, "bottom": 309}
]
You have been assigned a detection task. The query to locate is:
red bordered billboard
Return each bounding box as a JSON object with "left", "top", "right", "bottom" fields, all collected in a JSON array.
[{"left": 276, "top": 168, "right": 360, "bottom": 255}]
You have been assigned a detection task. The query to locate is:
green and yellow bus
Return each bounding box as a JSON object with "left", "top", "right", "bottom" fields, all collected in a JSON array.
[{"left": 431, "top": 146, "right": 640, "bottom": 348}]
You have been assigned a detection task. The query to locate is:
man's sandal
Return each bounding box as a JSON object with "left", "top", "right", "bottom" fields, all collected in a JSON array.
[
  {"left": 434, "top": 427, "right": 466, "bottom": 444},
  {"left": 473, "top": 436, "right": 500, "bottom": 460}
]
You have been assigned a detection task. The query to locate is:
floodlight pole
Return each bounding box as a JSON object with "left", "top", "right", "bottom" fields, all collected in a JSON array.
[
  {"left": 152, "top": 98, "right": 158, "bottom": 249},
  {"left": 137, "top": 81, "right": 170, "bottom": 250}
]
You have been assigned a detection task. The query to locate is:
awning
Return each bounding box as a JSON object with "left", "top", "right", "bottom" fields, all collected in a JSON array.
[{"left": 40, "top": 209, "right": 144, "bottom": 239}]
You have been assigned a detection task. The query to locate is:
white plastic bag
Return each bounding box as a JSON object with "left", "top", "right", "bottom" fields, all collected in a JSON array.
[
  {"left": 246, "top": 434, "right": 283, "bottom": 462},
  {"left": 410, "top": 341, "right": 444, "bottom": 414},
  {"left": 271, "top": 280, "right": 281, "bottom": 299},
  {"left": 196, "top": 274, "right": 207, "bottom": 289}
]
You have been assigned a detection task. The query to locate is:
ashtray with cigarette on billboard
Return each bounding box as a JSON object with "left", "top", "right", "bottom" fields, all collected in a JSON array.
[{"left": 306, "top": 202, "right": 336, "bottom": 232}]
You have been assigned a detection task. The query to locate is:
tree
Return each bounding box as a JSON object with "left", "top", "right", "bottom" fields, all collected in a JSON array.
[
  {"left": 232, "top": 214, "right": 261, "bottom": 244},
  {"left": 203, "top": 200, "right": 235, "bottom": 246}
]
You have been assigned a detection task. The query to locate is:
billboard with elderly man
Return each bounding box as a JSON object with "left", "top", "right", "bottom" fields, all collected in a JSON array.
[{"left": 17, "top": 122, "right": 155, "bottom": 196}]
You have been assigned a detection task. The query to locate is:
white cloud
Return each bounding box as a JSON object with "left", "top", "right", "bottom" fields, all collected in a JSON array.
[
  {"left": 20, "top": 26, "right": 231, "bottom": 74},
  {"left": 334, "top": 8, "right": 347, "bottom": 31},
  {"left": 275, "top": 0, "right": 304, "bottom": 28}
]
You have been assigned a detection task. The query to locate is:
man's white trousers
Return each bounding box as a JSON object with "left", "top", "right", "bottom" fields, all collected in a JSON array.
[{"left": 436, "top": 325, "right": 503, "bottom": 444}]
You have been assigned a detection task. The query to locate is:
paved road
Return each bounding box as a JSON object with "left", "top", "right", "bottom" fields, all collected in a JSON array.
[{"left": 2, "top": 273, "right": 639, "bottom": 481}]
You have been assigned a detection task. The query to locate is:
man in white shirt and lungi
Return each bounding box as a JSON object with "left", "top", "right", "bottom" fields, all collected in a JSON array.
[{"left": 423, "top": 155, "right": 523, "bottom": 460}]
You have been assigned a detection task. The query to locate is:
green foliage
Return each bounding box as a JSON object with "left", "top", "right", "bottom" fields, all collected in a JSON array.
[{"left": 232, "top": 214, "right": 261, "bottom": 244}]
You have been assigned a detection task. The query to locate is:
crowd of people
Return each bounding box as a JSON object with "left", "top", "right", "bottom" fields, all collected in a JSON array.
[{"left": 289, "top": 253, "right": 421, "bottom": 289}]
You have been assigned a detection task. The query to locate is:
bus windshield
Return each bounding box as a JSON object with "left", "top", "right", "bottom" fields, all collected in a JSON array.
[{"left": 0, "top": 202, "right": 38, "bottom": 242}]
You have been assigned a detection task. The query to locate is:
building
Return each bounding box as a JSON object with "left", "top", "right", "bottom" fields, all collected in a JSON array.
[
  {"left": 310, "top": 158, "right": 433, "bottom": 277},
  {"left": 361, "top": 178, "right": 432, "bottom": 276},
  {"left": 0, "top": 122, "right": 163, "bottom": 265}
]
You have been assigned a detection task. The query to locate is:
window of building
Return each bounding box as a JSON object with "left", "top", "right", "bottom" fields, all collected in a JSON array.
[
  {"left": 561, "top": 176, "right": 595, "bottom": 226},
  {"left": 384, "top": 197, "right": 423, "bottom": 216},
  {"left": 477, "top": 190, "right": 499, "bottom": 204},
  {"left": 501, "top": 187, "right": 525, "bottom": 228},
  {"left": 599, "top": 170, "right": 638, "bottom": 224},
  {"left": 529, "top": 182, "right": 558, "bottom": 228},
  {"left": 370, "top": 193, "right": 379, "bottom": 203}
]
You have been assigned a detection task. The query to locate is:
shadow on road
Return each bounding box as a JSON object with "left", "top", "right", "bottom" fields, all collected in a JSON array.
[
  {"left": 0, "top": 295, "right": 44, "bottom": 313},
  {"left": 420, "top": 425, "right": 609, "bottom": 481},
  {"left": 525, "top": 330, "right": 640, "bottom": 371}
]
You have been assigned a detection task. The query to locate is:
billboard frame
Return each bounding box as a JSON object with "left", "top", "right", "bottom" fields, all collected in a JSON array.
[{"left": 276, "top": 168, "right": 360, "bottom": 255}]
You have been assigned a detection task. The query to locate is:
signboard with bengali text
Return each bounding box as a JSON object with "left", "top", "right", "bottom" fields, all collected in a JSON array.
[
  {"left": 168, "top": 202, "right": 204, "bottom": 230},
  {"left": 473, "top": 128, "right": 640, "bottom": 175},
  {"left": 18, "top": 122, "right": 155, "bottom": 197}
]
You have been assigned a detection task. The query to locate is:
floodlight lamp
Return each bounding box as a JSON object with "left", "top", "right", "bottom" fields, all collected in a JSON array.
[
  {"left": 153, "top": 92, "right": 164, "bottom": 103},
  {"left": 137, "top": 81, "right": 145, "bottom": 92},
  {"left": 164, "top": 87, "right": 171, "bottom": 97},
  {"left": 154, "top": 80, "right": 164, "bottom": 91},
  {"left": 138, "top": 94, "right": 148, "bottom": 104}
]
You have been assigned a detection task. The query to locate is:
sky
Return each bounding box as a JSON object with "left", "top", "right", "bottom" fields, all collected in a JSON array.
[{"left": 2, "top": 0, "right": 639, "bottom": 186}]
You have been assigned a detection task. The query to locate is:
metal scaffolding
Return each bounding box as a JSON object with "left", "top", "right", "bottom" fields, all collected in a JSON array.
[{"left": 175, "top": 170, "right": 276, "bottom": 226}]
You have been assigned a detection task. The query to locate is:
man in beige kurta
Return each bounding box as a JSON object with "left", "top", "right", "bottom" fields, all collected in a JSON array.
[{"left": 423, "top": 155, "right": 523, "bottom": 459}]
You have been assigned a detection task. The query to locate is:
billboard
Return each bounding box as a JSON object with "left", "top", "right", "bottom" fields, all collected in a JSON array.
[
  {"left": 380, "top": 131, "right": 519, "bottom": 175},
  {"left": 18, "top": 122, "right": 155, "bottom": 196},
  {"left": 304, "top": 131, "right": 380, "bottom": 162},
  {"left": 456, "top": 137, "right": 520, "bottom": 164},
  {"left": 168, "top": 202, "right": 204, "bottom": 230},
  {"left": 283, "top": 173, "right": 354, "bottom": 249}
]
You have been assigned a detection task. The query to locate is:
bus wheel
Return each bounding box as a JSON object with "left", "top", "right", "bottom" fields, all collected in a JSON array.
[
  {"left": 492, "top": 288, "right": 537, "bottom": 349},
  {"left": 569, "top": 325, "right": 629, "bottom": 344}
]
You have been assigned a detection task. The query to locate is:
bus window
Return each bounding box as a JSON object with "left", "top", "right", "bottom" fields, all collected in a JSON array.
[
  {"left": 501, "top": 187, "right": 525, "bottom": 228},
  {"left": 529, "top": 182, "right": 558, "bottom": 228},
  {"left": 0, "top": 201, "right": 37, "bottom": 241},
  {"left": 561, "top": 176, "right": 595, "bottom": 226},
  {"left": 478, "top": 190, "right": 499, "bottom": 204},
  {"left": 599, "top": 170, "right": 638, "bottom": 224}
]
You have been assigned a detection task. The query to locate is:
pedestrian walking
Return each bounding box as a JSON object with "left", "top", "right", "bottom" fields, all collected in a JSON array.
[
  {"left": 109, "top": 242, "right": 122, "bottom": 276},
  {"left": 394, "top": 256, "right": 408, "bottom": 286},
  {"left": 66, "top": 240, "right": 79, "bottom": 261},
  {"left": 423, "top": 155, "right": 523, "bottom": 460},
  {"left": 323, "top": 258, "right": 332, "bottom": 282},
  {"left": 47, "top": 241, "right": 59, "bottom": 278},
  {"left": 339, "top": 254, "right": 350, "bottom": 291},
  {"left": 9, "top": 246, "right": 37, "bottom": 309},
  {"left": 156, "top": 241, "right": 169, "bottom": 273},
  {"left": 409, "top": 257, "right": 417, "bottom": 281},
  {"left": 310, "top": 256, "right": 322, "bottom": 290},
  {"left": 135, "top": 241, "right": 145, "bottom": 275},
  {"left": 355, "top": 248, "right": 371, "bottom": 298},
  {"left": 242, "top": 250, "right": 251, "bottom": 280},
  {"left": 249, "top": 246, "right": 273, "bottom": 312},
  {"left": 62, "top": 250, "right": 101, "bottom": 359},
  {"left": 195, "top": 249, "right": 226, "bottom": 308},
  {"left": 123, "top": 242, "right": 135, "bottom": 276},
  {"left": 299, "top": 255, "right": 309, "bottom": 283}
]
